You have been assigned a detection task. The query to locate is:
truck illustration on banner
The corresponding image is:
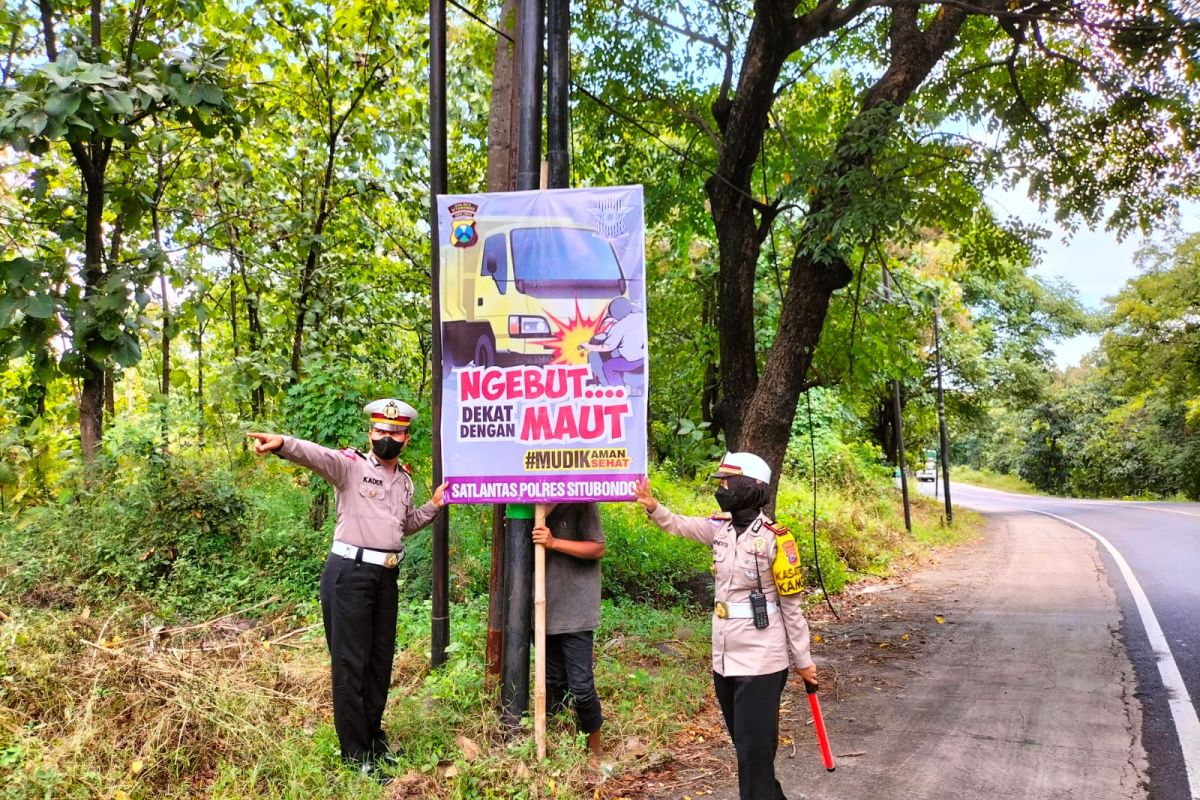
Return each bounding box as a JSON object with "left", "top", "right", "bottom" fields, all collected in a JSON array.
[{"left": 437, "top": 187, "right": 647, "bottom": 504}]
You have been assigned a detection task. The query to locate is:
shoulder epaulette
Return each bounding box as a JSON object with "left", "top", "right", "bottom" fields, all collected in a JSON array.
[
  {"left": 340, "top": 447, "right": 363, "bottom": 460},
  {"left": 708, "top": 511, "right": 731, "bottom": 523},
  {"left": 401, "top": 463, "right": 412, "bottom": 475},
  {"left": 766, "top": 520, "right": 790, "bottom": 536}
]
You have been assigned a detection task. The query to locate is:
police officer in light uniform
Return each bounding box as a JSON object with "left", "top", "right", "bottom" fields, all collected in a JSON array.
[
  {"left": 633, "top": 453, "right": 817, "bottom": 800},
  {"left": 248, "top": 399, "right": 447, "bottom": 776}
]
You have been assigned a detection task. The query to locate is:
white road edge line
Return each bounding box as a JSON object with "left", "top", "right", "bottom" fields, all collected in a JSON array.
[
  {"left": 1134, "top": 505, "right": 1200, "bottom": 519},
  {"left": 1028, "top": 508, "right": 1200, "bottom": 800}
]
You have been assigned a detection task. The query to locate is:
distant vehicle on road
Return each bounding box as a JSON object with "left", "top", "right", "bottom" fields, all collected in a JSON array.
[{"left": 917, "top": 461, "right": 937, "bottom": 482}]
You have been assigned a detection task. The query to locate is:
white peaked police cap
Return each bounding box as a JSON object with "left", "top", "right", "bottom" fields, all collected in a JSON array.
[
  {"left": 711, "top": 452, "right": 772, "bottom": 484},
  {"left": 364, "top": 398, "right": 417, "bottom": 432}
]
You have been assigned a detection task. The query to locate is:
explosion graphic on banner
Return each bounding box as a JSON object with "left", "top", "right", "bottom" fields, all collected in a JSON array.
[{"left": 532, "top": 299, "right": 608, "bottom": 365}]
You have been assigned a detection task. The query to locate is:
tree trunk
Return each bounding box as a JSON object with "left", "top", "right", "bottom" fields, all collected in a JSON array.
[
  {"left": 703, "top": 4, "right": 799, "bottom": 448},
  {"left": 151, "top": 173, "right": 169, "bottom": 398},
  {"left": 104, "top": 368, "right": 115, "bottom": 417},
  {"left": 286, "top": 37, "right": 385, "bottom": 384},
  {"left": 700, "top": 287, "right": 720, "bottom": 434},
  {"left": 289, "top": 246, "right": 318, "bottom": 383},
  {"left": 32, "top": 379, "right": 46, "bottom": 419},
  {"left": 79, "top": 372, "right": 103, "bottom": 460},
  {"left": 872, "top": 394, "right": 894, "bottom": 464},
  {"left": 486, "top": 0, "right": 520, "bottom": 193},
  {"left": 196, "top": 322, "right": 205, "bottom": 448},
  {"left": 308, "top": 488, "right": 329, "bottom": 530},
  {"left": 738, "top": 262, "right": 850, "bottom": 505},
  {"left": 160, "top": 271, "right": 171, "bottom": 452},
  {"left": 250, "top": 315, "right": 264, "bottom": 418},
  {"left": 40, "top": 0, "right": 112, "bottom": 461},
  {"left": 706, "top": 1, "right": 971, "bottom": 497},
  {"left": 232, "top": 252, "right": 265, "bottom": 420},
  {"left": 229, "top": 271, "right": 238, "bottom": 364},
  {"left": 78, "top": 164, "right": 106, "bottom": 460},
  {"left": 245, "top": 286, "right": 264, "bottom": 419},
  {"left": 160, "top": 273, "right": 171, "bottom": 396}
]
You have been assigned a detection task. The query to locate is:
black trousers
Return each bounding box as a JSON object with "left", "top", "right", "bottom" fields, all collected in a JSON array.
[
  {"left": 319, "top": 553, "right": 398, "bottom": 764},
  {"left": 546, "top": 630, "right": 604, "bottom": 734},
  {"left": 712, "top": 668, "right": 790, "bottom": 800}
]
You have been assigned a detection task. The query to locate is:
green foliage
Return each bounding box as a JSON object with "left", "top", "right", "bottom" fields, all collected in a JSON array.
[
  {"left": 963, "top": 231, "right": 1200, "bottom": 499},
  {"left": 785, "top": 387, "right": 890, "bottom": 486},
  {"left": 775, "top": 510, "right": 849, "bottom": 596},
  {"left": 0, "top": 13, "right": 247, "bottom": 393},
  {"left": 649, "top": 415, "right": 725, "bottom": 479},
  {"left": 282, "top": 360, "right": 369, "bottom": 448},
  {"left": 951, "top": 466, "right": 1042, "bottom": 495},
  {"left": 0, "top": 46, "right": 240, "bottom": 153},
  {"left": 0, "top": 412, "right": 332, "bottom": 618},
  {"left": 599, "top": 492, "right": 713, "bottom": 605},
  {"left": 0, "top": 368, "right": 75, "bottom": 511}
]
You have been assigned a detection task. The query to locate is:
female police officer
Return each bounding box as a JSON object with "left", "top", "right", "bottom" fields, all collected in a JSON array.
[
  {"left": 633, "top": 452, "right": 817, "bottom": 800},
  {"left": 248, "top": 398, "right": 446, "bottom": 777}
]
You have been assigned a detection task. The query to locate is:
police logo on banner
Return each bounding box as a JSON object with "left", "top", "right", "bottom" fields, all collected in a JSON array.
[{"left": 449, "top": 202, "right": 479, "bottom": 248}]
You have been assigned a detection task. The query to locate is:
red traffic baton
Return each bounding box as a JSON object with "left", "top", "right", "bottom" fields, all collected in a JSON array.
[{"left": 805, "top": 680, "right": 836, "bottom": 772}]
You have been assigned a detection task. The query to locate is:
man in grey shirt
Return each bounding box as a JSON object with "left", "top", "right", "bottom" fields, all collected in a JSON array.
[{"left": 532, "top": 502, "right": 606, "bottom": 756}]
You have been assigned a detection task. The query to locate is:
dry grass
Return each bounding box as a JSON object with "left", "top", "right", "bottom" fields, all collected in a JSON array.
[
  {"left": 1, "top": 598, "right": 715, "bottom": 800},
  {"left": 1, "top": 602, "right": 332, "bottom": 798}
]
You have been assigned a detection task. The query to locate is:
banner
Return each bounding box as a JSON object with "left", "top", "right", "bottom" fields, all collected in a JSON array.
[{"left": 436, "top": 185, "right": 647, "bottom": 504}]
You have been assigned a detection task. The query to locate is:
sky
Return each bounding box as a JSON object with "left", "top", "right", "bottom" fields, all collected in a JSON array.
[{"left": 988, "top": 187, "right": 1200, "bottom": 369}]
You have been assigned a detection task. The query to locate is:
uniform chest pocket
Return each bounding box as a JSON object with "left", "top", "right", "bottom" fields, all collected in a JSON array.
[
  {"left": 737, "top": 552, "right": 769, "bottom": 581},
  {"left": 359, "top": 482, "right": 387, "bottom": 501}
]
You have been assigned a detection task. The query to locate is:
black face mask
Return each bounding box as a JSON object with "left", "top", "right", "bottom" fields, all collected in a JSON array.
[
  {"left": 714, "top": 475, "right": 769, "bottom": 533},
  {"left": 371, "top": 436, "right": 404, "bottom": 460},
  {"left": 714, "top": 485, "right": 739, "bottom": 512}
]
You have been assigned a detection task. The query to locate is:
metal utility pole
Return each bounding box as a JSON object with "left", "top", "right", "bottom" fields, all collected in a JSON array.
[
  {"left": 934, "top": 307, "right": 953, "bottom": 524},
  {"left": 429, "top": 0, "right": 450, "bottom": 668},
  {"left": 483, "top": 0, "right": 520, "bottom": 683},
  {"left": 501, "top": 503, "right": 534, "bottom": 727},
  {"left": 500, "top": 0, "right": 544, "bottom": 728},
  {"left": 882, "top": 268, "right": 912, "bottom": 533},
  {"left": 892, "top": 381, "right": 911, "bottom": 532},
  {"left": 515, "top": 0, "right": 544, "bottom": 193},
  {"left": 545, "top": 0, "right": 569, "bottom": 189}
]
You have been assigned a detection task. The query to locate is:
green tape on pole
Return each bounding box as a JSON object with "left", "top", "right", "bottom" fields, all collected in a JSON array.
[{"left": 507, "top": 503, "right": 534, "bottom": 520}]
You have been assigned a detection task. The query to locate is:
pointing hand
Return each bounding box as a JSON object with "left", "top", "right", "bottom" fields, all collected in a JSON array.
[{"left": 246, "top": 432, "right": 284, "bottom": 455}]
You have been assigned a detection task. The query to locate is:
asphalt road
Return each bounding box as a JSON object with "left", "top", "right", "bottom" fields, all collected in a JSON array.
[{"left": 919, "top": 480, "right": 1200, "bottom": 800}]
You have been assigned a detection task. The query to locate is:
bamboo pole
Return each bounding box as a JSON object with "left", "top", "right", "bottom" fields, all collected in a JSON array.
[
  {"left": 534, "top": 503, "right": 547, "bottom": 760},
  {"left": 534, "top": 160, "right": 550, "bottom": 759}
]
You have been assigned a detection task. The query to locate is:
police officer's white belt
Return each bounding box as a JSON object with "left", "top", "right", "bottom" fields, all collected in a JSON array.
[
  {"left": 331, "top": 540, "right": 404, "bottom": 568},
  {"left": 714, "top": 600, "right": 779, "bottom": 619}
]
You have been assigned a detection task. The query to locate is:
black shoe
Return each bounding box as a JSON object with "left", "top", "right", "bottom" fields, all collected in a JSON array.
[
  {"left": 356, "top": 761, "right": 394, "bottom": 786},
  {"left": 371, "top": 740, "right": 399, "bottom": 767}
]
